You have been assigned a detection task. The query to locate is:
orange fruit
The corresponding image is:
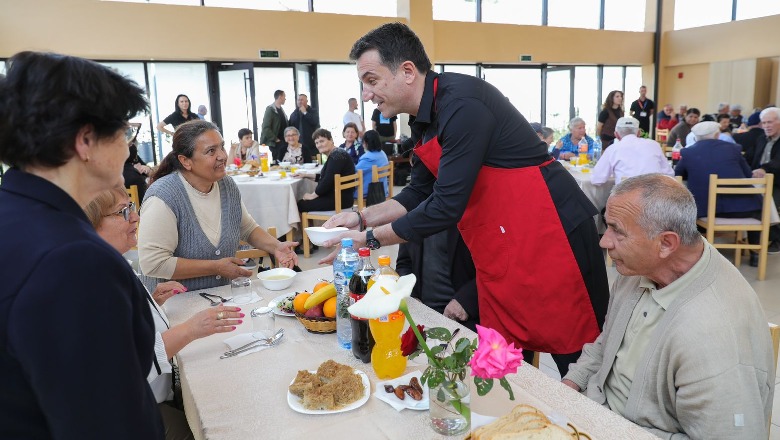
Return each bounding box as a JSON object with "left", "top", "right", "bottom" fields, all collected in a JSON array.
[
  {"left": 293, "top": 292, "right": 312, "bottom": 314},
  {"left": 322, "top": 297, "right": 337, "bottom": 318},
  {"left": 313, "top": 280, "right": 330, "bottom": 294}
]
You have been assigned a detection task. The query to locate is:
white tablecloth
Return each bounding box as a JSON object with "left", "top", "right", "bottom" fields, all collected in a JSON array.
[
  {"left": 163, "top": 267, "right": 658, "bottom": 440},
  {"left": 234, "top": 170, "right": 317, "bottom": 238},
  {"left": 564, "top": 162, "right": 613, "bottom": 233}
]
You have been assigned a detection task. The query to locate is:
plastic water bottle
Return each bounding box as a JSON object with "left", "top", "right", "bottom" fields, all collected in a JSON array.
[
  {"left": 333, "top": 238, "right": 358, "bottom": 349},
  {"left": 592, "top": 137, "right": 602, "bottom": 164},
  {"left": 671, "top": 138, "right": 683, "bottom": 166}
]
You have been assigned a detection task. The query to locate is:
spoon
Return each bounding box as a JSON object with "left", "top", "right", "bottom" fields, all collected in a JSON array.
[
  {"left": 220, "top": 328, "right": 285, "bottom": 359},
  {"left": 201, "top": 292, "right": 233, "bottom": 304},
  {"left": 199, "top": 292, "right": 220, "bottom": 307}
]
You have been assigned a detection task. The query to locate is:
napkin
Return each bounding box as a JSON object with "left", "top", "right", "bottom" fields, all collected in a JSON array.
[
  {"left": 223, "top": 332, "right": 271, "bottom": 358},
  {"left": 224, "top": 292, "right": 262, "bottom": 306},
  {"left": 374, "top": 371, "right": 429, "bottom": 411}
]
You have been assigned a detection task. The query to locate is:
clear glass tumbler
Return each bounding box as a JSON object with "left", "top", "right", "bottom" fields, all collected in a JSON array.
[
  {"left": 251, "top": 306, "right": 275, "bottom": 339},
  {"left": 231, "top": 276, "right": 254, "bottom": 305}
]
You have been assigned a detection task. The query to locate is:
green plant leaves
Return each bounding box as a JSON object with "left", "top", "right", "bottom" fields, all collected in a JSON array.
[
  {"left": 473, "top": 377, "right": 493, "bottom": 396},
  {"left": 499, "top": 377, "right": 515, "bottom": 400}
]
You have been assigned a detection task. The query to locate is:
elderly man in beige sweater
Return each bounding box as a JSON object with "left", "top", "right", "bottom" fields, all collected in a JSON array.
[{"left": 563, "top": 174, "right": 774, "bottom": 439}]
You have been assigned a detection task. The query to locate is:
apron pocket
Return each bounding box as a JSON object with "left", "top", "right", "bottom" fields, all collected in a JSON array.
[{"left": 458, "top": 222, "right": 511, "bottom": 282}]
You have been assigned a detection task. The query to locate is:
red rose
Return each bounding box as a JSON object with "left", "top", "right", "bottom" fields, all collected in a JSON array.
[{"left": 401, "top": 324, "right": 425, "bottom": 357}]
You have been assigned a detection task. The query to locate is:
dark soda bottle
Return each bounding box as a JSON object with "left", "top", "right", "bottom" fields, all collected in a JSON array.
[{"left": 349, "top": 247, "right": 375, "bottom": 363}]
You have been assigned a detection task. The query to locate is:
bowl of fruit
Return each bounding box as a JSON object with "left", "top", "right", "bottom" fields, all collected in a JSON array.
[{"left": 293, "top": 280, "right": 337, "bottom": 334}]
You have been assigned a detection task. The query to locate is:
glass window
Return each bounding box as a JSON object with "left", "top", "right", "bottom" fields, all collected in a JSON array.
[
  {"left": 600, "top": 66, "right": 624, "bottom": 106},
  {"left": 604, "top": 0, "right": 646, "bottom": 31},
  {"left": 204, "top": 0, "right": 308, "bottom": 10},
  {"left": 736, "top": 0, "right": 780, "bottom": 20},
  {"left": 482, "top": 67, "right": 542, "bottom": 124},
  {"left": 674, "top": 0, "right": 732, "bottom": 29},
  {"left": 442, "top": 65, "right": 478, "bottom": 76},
  {"left": 545, "top": 69, "right": 572, "bottom": 135},
  {"left": 103, "top": 0, "right": 200, "bottom": 4},
  {"left": 482, "top": 0, "right": 542, "bottom": 25},
  {"left": 254, "top": 66, "right": 296, "bottom": 142},
  {"left": 433, "top": 0, "right": 476, "bottom": 22},
  {"left": 574, "top": 67, "right": 599, "bottom": 137},
  {"left": 148, "top": 63, "right": 209, "bottom": 160},
  {"left": 313, "top": 0, "right": 396, "bottom": 16},
  {"left": 548, "top": 0, "right": 600, "bottom": 29},
  {"left": 316, "top": 64, "right": 363, "bottom": 146},
  {"left": 623, "top": 66, "right": 643, "bottom": 111},
  {"left": 218, "top": 69, "right": 253, "bottom": 148}
]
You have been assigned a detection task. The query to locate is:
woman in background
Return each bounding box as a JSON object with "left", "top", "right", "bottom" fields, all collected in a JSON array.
[
  {"left": 555, "top": 117, "right": 595, "bottom": 160},
  {"left": 157, "top": 94, "right": 199, "bottom": 136},
  {"left": 294, "top": 128, "right": 356, "bottom": 212},
  {"left": 339, "top": 122, "right": 364, "bottom": 165},
  {"left": 355, "top": 130, "right": 389, "bottom": 199},
  {"left": 596, "top": 90, "right": 624, "bottom": 149}
]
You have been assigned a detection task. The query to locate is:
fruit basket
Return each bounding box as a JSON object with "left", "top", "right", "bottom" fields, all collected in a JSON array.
[{"left": 295, "top": 312, "right": 336, "bottom": 334}]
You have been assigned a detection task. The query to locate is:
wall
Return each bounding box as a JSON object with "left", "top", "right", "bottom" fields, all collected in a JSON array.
[{"left": 661, "top": 63, "right": 709, "bottom": 110}]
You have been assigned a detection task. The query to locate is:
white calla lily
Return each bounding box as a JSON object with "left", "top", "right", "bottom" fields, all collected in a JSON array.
[{"left": 347, "top": 274, "right": 417, "bottom": 319}]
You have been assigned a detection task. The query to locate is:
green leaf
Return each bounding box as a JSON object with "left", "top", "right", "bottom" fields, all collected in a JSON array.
[
  {"left": 420, "top": 368, "right": 431, "bottom": 386},
  {"left": 436, "top": 387, "right": 446, "bottom": 403},
  {"left": 426, "top": 327, "right": 452, "bottom": 341},
  {"left": 430, "top": 345, "right": 445, "bottom": 356},
  {"left": 499, "top": 377, "right": 515, "bottom": 400},
  {"left": 474, "top": 377, "right": 493, "bottom": 396},
  {"left": 454, "top": 337, "right": 472, "bottom": 354},
  {"left": 407, "top": 349, "right": 422, "bottom": 360}
]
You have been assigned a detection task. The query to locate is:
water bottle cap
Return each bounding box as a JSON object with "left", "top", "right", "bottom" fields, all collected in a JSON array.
[
  {"left": 378, "top": 255, "right": 391, "bottom": 266},
  {"left": 358, "top": 247, "right": 371, "bottom": 257},
  {"left": 341, "top": 238, "right": 353, "bottom": 247}
]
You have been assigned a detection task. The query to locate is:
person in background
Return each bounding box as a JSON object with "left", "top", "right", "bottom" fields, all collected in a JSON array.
[
  {"left": 294, "top": 128, "right": 355, "bottom": 212},
  {"left": 125, "top": 137, "right": 152, "bottom": 203},
  {"left": 86, "top": 187, "right": 243, "bottom": 440},
  {"left": 666, "top": 108, "right": 701, "bottom": 147},
  {"left": 729, "top": 104, "right": 743, "bottom": 130},
  {"left": 343, "top": 97, "right": 365, "bottom": 139},
  {"left": 591, "top": 117, "right": 673, "bottom": 186},
  {"left": 712, "top": 102, "right": 730, "bottom": 121},
  {"left": 339, "top": 122, "right": 364, "bottom": 165},
  {"left": 531, "top": 123, "right": 557, "bottom": 157},
  {"left": 675, "top": 121, "right": 764, "bottom": 266},
  {"left": 228, "top": 128, "right": 260, "bottom": 163},
  {"left": 596, "top": 90, "right": 624, "bottom": 149},
  {"left": 371, "top": 107, "right": 398, "bottom": 144},
  {"left": 355, "top": 130, "right": 389, "bottom": 198},
  {"left": 629, "top": 85, "right": 654, "bottom": 135},
  {"left": 280, "top": 126, "right": 307, "bottom": 164},
  {"left": 733, "top": 111, "right": 764, "bottom": 155},
  {"left": 677, "top": 104, "right": 688, "bottom": 123},
  {"left": 139, "top": 120, "right": 298, "bottom": 291},
  {"left": 563, "top": 174, "right": 773, "bottom": 439},
  {"left": 157, "top": 94, "right": 199, "bottom": 136},
  {"left": 716, "top": 113, "right": 736, "bottom": 143},
  {"left": 261, "top": 90, "right": 288, "bottom": 161},
  {"left": 748, "top": 106, "right": 780, "bottom": 254},
  {"left": 555, "top": 117, "right": 595, "bottom": 160},
  {"left": 656, "top": 104, "right": 677, "bottom": 130},
  {"left": 288, "top": 93, "right": 320, "bottom": 162},
  {"left": 196, "top": 104, "right": 208, "bottom": 120},
  {"left": 0, "top": 51, "right": 163, "bottom": 438}
]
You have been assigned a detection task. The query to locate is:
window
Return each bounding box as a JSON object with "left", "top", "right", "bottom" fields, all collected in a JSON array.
[
  {"left": 573, "top": 67, "right": 599, "bottom": 137},
  {"left": 104, "top": 0, "right": 200, "bottom": 4},
  {"left": 316, "top": 64, "right": 363, "bottom": 146},
  {"left": 433, "top": 0, "right": 476, "bottom": 22},
  {"left": 204, "top": 0, "right": 308, "bottom": 11},
  {"left": 604, "top": 0, "right": 646, "bottom": 31},
  {"left": 442, "top": 65, "right": 478, "bottom": 76},
  {"left": 623, "top": 67, "right": 643, "bottom": 111},
  {"left": 482, "top": 0, "right": 542, "bottom": 25},
  {"left": 548, "top": 0, "right": 600, "bottom": 29},
  {"left": 482, "top": 67, "right": 542, "bottom": 124},
  {"left": 674, "top": 0, "right": 731, "bottom": 29},
  {"left": 545, "top": 69, "right": 572, "bottom": 134},
  {"left": 313, "top": 0, "right": 396, "bottom": 16},
  {"left": 736, "top": 0, "right": 780, "bottom": 20},
  {"left": 600, "top": 66, "right": 624, "bottom": 106}
]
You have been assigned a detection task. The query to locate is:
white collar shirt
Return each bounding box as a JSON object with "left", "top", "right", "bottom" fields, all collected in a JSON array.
[{"left": 591, "top": 134, "right": 675, "bottom": 185}]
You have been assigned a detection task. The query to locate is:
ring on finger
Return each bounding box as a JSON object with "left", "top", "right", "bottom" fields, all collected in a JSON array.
[{"left": 217, "top": 311, "right": 225, "bottom": 320}]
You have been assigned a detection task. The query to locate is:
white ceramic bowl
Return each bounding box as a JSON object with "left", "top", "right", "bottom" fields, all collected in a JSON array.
[
  {"left": 301, "top": 163, "right": 316, "bottom": 169},
  {"left": 305, "top": 227, "right": 348, "bottom": 246},
  {"left": 257, "top": 268, "right": 297, "bottom": 291},
  {"left": 279, "top": 161, "right": 292, "bottom": 168}
]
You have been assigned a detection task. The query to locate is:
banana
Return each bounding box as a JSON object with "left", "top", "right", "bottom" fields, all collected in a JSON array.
[{"left": 303, "top": 283, "right": 337, "bottom": 309}]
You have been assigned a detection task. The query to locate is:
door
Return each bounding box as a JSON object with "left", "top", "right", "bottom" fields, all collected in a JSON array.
[
  {"left": 544, "top": 67, "right": 574, "bottom": 135},
  {"left": 218, "top": 63, "right": 257, "bottom": 147}
]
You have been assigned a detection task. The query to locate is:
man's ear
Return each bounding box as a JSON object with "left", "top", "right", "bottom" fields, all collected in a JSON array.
[
  {"left": 657, "top": 231, "right": 681, "bottom": 259},
  {"left": 400, "top": 61, "right": 418, "bottom": 84}
]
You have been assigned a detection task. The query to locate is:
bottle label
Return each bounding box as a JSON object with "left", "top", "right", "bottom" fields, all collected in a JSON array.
[
  {"left": 349, "top": 293, "right": 367, "bottom": 320},
  {"left": 672, "top": 151, "right": 681, "bottom": 161}
]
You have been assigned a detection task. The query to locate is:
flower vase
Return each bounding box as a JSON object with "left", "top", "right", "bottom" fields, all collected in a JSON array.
[{"left": 428, "top": 367, "right": 471, "bottom": 436}]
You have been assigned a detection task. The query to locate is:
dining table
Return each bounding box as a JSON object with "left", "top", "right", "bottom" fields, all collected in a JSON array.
[
  {"left": 233, "top": 167, "right": 320, "bottom": 239},
  {"left": 163, "top": 266, "right": 659, "bottom": 440},
  {"left": 564, "top": 161, "right": 613, "bottom": 233}
]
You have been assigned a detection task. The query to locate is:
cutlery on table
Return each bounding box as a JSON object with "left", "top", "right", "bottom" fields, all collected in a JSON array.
[
  {"left": 220, "top": 328, "right": 285, "bottom": 359},
  {"left": 199, "top": 292, "right": 220, "bottom": 306},
  {"left": 199, "top": 292, "right": 233, "bottom": 305}
]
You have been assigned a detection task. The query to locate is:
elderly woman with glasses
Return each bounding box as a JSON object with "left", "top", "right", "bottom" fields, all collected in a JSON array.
[
  {"left": 0, "top": 51, "right": 164, "bottom": 437},
  {"left": 280, "top": 126, "right": 307, "bottom": 164},
  {"left": 85, "top": 186, "right": 241, "bottom": 440},
  {"left": 138, "top": 120, "right": 298, "bottom": 292},
  {"left": 553, "top": 117, "right": 595, "bottom": 161}
]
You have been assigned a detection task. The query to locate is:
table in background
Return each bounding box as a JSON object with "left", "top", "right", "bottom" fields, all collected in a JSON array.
[
  {"left": 564, "top": 161, "right": 613, "bottom": 233},
  {"left": 234, "top": 168, "right": 319, "bottom": 239},
  {"left": 163, "top": 267, "right": 657, "bottom": 440}
]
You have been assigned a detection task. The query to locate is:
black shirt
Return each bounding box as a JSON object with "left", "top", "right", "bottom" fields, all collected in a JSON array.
[
  {"left": 315, "top": 148, "right": 356, "bottom": 208},
  {"left": 629, "top": 98, "right": 655, "bottom": 132},
  {"left": 392, "top": 71, "right": 595, "bottom": 242},
  {"left": 371, "top": 109, "right": 398, "bottom": 137},
  {"left": 163, "top": 111, "right": 199, "bottom": 128}
]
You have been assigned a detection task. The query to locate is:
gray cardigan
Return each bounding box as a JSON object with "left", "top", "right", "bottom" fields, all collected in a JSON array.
[{"left": 564, "top": 240, "right": 774, "bottom": 439}]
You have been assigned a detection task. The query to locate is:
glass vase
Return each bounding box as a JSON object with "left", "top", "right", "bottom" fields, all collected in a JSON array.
[{"left": 429, "top": 369, "right": 471, "bottom": 436}]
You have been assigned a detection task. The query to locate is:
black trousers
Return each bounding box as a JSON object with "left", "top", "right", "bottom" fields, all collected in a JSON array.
[{"left": 521, "top": 349, "right": 581, "bottom": 378}]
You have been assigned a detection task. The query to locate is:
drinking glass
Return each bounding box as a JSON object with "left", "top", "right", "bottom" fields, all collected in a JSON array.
[
  {"left": 231, "top": 276, "right": 255, "bottom": 305},
  {"left": 251, "top": 306, "right": 275, "bottom": 339}
]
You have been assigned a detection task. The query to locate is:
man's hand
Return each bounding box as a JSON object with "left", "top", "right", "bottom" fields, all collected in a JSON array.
[
  {"left": 274, "top": 241, "right": 298, "bottom": 269},
  {"left": 323, "top": 211, "right": 361, "bottom": 230},
  {"left": 752, "top": 168, "right": 767, "bottom": 178},
  {"left": 561, "top": 379, "right": 581, "bottom": 392},
  {"left": 443, "top": 299, "right": 468, "bottom": 321}
]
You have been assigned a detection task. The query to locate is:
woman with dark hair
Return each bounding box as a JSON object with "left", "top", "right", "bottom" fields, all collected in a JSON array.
[
  {"left": 294, "top": 128, "right": 356, "bottom": 213},
  {"left": 124, "top": 123, "right": 152, "bottom": 203},
  {"left": 156, "top": 94, "right": 199, "bottom": 136},
  {"left": 0, "top": 51, "right": 163, "bottom": 438},
  {"left": 138, "top": 120, "right": 298, "bottom": 291},
  {"left": 339, "top": 122, "right": 364, "bottom": 164},
  {"left": 596, "top": 90, "right": 624, "bottom": 149},
  {"left": 355, "top": 130, "right": 389, "bottom": 198}
]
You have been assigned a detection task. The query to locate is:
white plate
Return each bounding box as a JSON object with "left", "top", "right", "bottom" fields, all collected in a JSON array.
[
  {"left": 233, "top": 175, "right": 252, "bottom": 182},
  {"left": 287, "top": 369, "right": 370, "bottom": 414},
  {"left": 305, "top": 226, "right": 349, "bottom": 246},
  {"left": 269, "top": 293, "right": 295, "bottom": 317},
  {"left": 374, "top": 371, "right": 429, "bottom": 410}
]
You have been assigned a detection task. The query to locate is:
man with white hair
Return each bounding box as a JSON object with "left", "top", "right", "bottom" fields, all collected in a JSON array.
[
  {"left": 729, "top": 104, "right": 744, "bottom": 130},
  {"left": 563, "top": 174, "right": 774, "bottom": 439},
  {"left": 675, "top": 121, "right": 765, "bottom": 265},
  {"left": 749, "top": 106, "right": 780, "bottom": 253},
  {"left": 591, "top": 117, "right": 673, "bottom": 186}
]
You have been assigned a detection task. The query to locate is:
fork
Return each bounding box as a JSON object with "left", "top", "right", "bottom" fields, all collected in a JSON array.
[
  {"left": 201, "top": 292, "right": 233, "bottom": 304},
  {"left": 220, "top": 329, "right": 285, "bottom": 359},
  {"left": 199, "top": 292, "right": 220, "bottom": 306}
]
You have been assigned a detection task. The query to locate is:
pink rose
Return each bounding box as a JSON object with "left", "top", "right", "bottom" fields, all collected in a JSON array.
[{"left": 468, "top": 325, "right": 523, "bottom": 379}]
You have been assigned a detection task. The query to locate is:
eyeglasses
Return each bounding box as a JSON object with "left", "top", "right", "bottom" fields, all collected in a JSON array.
[
  {"left": 104, "top": 202, "right": 137, "bottom": 221},
  {"left": 125, "top": 125, "right": 140, "bottom": 143}
]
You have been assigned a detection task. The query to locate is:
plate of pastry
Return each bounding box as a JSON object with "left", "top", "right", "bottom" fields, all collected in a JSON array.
[{"left": 287, "top": 360, "right": 370, "bottom": 414}]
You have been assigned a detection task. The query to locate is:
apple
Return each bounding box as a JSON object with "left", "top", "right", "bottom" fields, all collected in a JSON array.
[{"left": 304, "top": 303, "right": 324, "bottom": 318}]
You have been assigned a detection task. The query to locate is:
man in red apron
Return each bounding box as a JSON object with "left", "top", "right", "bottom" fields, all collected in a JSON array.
[{"left": 324, "top": 23, "right": 609, "bottom": 376}]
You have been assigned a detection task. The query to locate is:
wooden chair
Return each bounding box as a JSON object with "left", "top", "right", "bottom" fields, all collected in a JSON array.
[
  {"left": 371, "top": 162, "right": 394, "bottom": 198},
  {"left": 126, "top": 185, "right": 140, "bottom": 207},
  {"left": 235, "top": 227, "right": 277, "bottom": 269},
  {"left": 300, "top": 173, "right": 364, "bottom": 257},
  {"left": 695, "top": 173, "right": 774, "bottom": 280},
  {"left": 768, "top": 323, "right": 779, "bottom": 438}
]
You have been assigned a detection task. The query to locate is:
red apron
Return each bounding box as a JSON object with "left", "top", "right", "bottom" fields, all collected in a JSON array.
[{"left": 413, "top": 79, "right": 600, "bottom": 354}]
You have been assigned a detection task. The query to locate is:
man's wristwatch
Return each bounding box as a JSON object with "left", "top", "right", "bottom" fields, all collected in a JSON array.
[{"left": 366, "top": 229, "right": 381, "bottom": 250}]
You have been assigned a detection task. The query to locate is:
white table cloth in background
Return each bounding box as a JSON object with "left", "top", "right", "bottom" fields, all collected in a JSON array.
[{"left": 163, "top": 267, "right": 658, "bottom": 440}]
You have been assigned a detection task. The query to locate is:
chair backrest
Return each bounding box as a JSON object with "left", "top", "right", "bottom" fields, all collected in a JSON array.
[
  {"left": 768, "top": 323, "right": 779, "bottom": 438},
  {"left": 235, "top": 227, "right": 277, "bottom": 268},
  {"left": 334, "top": 172, "right": 364, "bottom": 213},
  {"left": 371, "top": 162, "right": 394, "bottom": 198},
  {"left": 655, "top": 128, "right": 669, "bottom": 143},
  {"left": 704, "top": 173, "right": 774, "bottom": 227},
  {"left": 126, "top": 185, "right": 141, "bottom": 208}
]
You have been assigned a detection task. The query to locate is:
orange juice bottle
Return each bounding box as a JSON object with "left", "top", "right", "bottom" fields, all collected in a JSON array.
[{"left": 368, "top": 256, "right": 407, "bottom": 379}]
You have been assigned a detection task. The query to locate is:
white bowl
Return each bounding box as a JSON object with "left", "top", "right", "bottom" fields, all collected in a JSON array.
[
  {"left": 257, "top": 268, "right": 297, "bottom": 291},
  {"left": 279, "top": 161, "right": 292, "bottom": 168},
  {"left": 301, "top": 163, "right": 317, "bottom": 169},
  {"left": 305, "top": 226, "right": 348, "bottom": 246}
]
